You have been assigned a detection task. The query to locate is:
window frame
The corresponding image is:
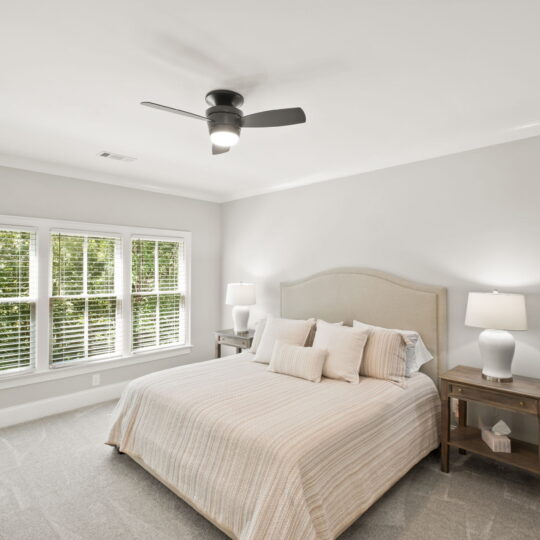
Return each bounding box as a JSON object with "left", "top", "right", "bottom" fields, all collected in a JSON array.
[
  {"left": 0, "top": 224, "right": 37, "bottom": 376},
  {"left": 49, "top": 228, "right": 123, "bottom": 367},
  {"left": 130, "top": 235, "right": 187, "bottom": 353},
  {"left": 0, "top": 215, "right": 192, "bottom": 388}
]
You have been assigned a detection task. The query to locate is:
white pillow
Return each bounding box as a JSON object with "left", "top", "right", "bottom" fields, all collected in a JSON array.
[
  {"left": 249, "top": 318, "right": 266, "bottom": 354},
  {"left": 268, "top": 341, "right": 327, "bottom": 383},
  {"left": 353, "top": 321, "right": 433, "bottom": 376},
  {"left": 305, "top": 319, "right": 344, "bottom": 346},
  {"left": 254, "top": 315, "right": 315, "bottom": 364},
  {"left": 312, "top": 321, "right": 369, "bottom": 383}
]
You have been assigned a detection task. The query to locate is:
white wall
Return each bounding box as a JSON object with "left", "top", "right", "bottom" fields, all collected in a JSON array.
[
  {"left": 221, "top": 135, "right": 540, "bottom": 441},
  {"left": 0, "top": 165, "right": 221, "bottom": 410}
]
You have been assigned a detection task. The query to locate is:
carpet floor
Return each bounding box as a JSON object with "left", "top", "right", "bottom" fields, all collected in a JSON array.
[{"left": 0, "top": 401, "right": 539, "bottom": 540}]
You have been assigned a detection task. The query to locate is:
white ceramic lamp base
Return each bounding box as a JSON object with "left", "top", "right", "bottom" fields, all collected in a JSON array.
[
  {"left": 231, "top": 305, "right": 250, "bottom": 334},
  {"left": 479, "top": 329, "right": 515, "bottom": 382}
]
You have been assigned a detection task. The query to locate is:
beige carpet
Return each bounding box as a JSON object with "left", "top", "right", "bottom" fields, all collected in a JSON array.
[{"left": 0, "top": 401, "right": 539, "bottom": 540}]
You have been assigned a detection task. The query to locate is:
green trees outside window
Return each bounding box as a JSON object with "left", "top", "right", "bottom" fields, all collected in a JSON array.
[
  {"left": 50, "top": 233, "right": 119, "bottom": 364},
  {"left": 132, "top": 239, "right": 185, "bottom": 351},
  {"left": 0, "top": 229, "right": 35, "bottom": 371}
]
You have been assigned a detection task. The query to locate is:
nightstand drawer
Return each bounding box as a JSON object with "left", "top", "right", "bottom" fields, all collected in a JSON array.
[
  {"left": 449, "top": 383, "right": 538, "bottom": 414},
  {"left": 217, "top": 335, "right": 250, "bottom": 348},
  {"left": 215, "top": 329, "right": 255, "bottom": 358}
]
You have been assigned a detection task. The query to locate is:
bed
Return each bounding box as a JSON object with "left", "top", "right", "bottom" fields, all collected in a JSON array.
[{"left": 107, "top": 268, "right": 447, "bottom": 540}]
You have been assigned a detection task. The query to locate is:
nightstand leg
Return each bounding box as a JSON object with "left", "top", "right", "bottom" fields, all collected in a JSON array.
[
  {"left": 215, "top": 343, "right": 221, "bottom": 358},
  {"left": 441, "top": 383, "right": 450, "bottom": 473},
  {"left": 458, "top": 399, "right": 467, "bottom": 455},
  {"left": 236, "top": 347, "right": 242, "bottom": 354}
]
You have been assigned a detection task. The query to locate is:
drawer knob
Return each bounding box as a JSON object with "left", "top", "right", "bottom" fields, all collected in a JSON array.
[
  {"left": 457, "top": 387, "right": 462, "bottom": 393},
  {"left": 519, "top": 401, "right": 524, "bottom": 407}
]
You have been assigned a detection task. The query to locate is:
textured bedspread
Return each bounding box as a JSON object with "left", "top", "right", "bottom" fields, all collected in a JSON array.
[{"left": 107, "top": 353, "right": 440, "bottom": 540}]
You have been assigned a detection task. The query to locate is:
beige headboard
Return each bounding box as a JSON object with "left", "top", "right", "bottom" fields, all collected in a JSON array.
[{"left": 281, "top": 268, "right": 447, "bottom": 384}]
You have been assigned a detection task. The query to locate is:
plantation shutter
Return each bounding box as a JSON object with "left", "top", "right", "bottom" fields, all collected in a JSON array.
[
  {"left": 50, "top": 232, "right": 121, "bottom": 365},
  {"left": 0, "top": 228, "right": 36, "bottom": 372},
  {"left": 131, "top": 238, "right": 185, "bottom": 351}
]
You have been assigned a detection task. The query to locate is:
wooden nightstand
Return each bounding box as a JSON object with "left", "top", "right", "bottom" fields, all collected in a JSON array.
[
  {"left": 440, "top": 365, "right": 540, "bottom": 475},
  {"left": 215, "top": 329, "right": 255, "bottom": 358}
]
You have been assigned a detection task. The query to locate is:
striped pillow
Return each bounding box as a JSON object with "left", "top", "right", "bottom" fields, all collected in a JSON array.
[
  {"left": 359, "top": 327, "right": 410, "bottom": 386},
  {"left": 353, "top": 320, "right": 433, "bottom": 377},
  {"left": 268, "top": 342, "right": 327, "bottom": 383}
]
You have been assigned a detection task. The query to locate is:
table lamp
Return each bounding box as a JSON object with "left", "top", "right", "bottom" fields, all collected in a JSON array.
[
  {"left": 226, "top": 283, "right": 256, "bottom": 334},
  {"left": 465, "top": 291, "right": 527, "bottom": 382}
]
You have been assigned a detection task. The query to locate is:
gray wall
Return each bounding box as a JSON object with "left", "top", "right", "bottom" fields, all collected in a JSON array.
[
  {"left": 0, "top": 165, "right": 221, "bottom": 408},
  {"left": 3, "top": 135, "right": 540, "bottom": 440},
  {"left": 221, "top": 135, "right": 540, "bottom": 441}
]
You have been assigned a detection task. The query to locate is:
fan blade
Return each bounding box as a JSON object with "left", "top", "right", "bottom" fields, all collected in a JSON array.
[
  {"left": 242, "top": 107, "right": 306, "bottom": 128},
  {"left": 141, "top": 101, "right": 208, "bottom": 121},
  {"left": 212, "top": 145, "right": 230, "bottom": 155}
]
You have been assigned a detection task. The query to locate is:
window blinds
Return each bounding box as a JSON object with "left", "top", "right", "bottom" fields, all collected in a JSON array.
[
  {"left": 0, "top": 228, "right": 35, "bottom": 372},
  {"left": 131, "top": 238, "right": 185, "bottom": 351},
  {"left": 50, "top": 232, "right": 121, "bottom": 365}
]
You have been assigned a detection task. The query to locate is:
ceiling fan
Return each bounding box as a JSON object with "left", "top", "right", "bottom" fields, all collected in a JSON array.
[{"left": 141, "top": 89, "right": 306, "bottom": 155}]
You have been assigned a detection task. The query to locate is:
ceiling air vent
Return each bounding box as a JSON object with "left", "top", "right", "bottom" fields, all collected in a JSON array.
[{"left": 98, "top": 151, "right": 136, "bottom": 163}]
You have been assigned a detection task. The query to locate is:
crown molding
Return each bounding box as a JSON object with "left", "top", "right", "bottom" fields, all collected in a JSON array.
[{"left": 3, "top": 127, "right": 540, "bottom": 205}]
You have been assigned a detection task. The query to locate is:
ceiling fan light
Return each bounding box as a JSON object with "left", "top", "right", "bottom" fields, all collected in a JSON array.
[{"left": 210, "top": 130, "right": 240, "bottom": 147}]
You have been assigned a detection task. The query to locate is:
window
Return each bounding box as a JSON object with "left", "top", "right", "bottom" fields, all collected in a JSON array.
[
  {"left": 0, "top": 227, "right": 36, "bottom": 372},
  {"left": 50, "top": 232, "right": 121, "bottom": 365},
  {"left": 0, "top": 215, "right": 190, "bottom": 380},
  {"left": 131, "top": 238, "right": 186, "bottom": 351}
]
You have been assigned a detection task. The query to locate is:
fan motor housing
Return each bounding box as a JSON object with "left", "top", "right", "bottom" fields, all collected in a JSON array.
[{"left": 206, "top": 105, "right": 242, "bottom": 139}]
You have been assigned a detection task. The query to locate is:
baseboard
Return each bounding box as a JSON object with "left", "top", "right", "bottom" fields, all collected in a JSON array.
[{"left": 0, "top": 381, "right": 128, "bottom": 429}]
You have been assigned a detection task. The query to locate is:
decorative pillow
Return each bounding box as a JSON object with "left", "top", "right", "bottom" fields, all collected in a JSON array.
[
  {"left": 305, "top": 319, "right": 344, "bottom": 347},
  {"left": 249, "top": 318, "right": 266, "bottom": 354},
  {"left": 358, "top": 326, "right": 410, "bottom": 386},
  {"left": 268, "top": 342, "right": 327, "bottom": 383},
  {"left": 353, "top": 321, "right": 433, "bottom": 376},
  {"left": 312, "top": 321, "right": 369, "bottom": 383},
  {"left": 254, "top": 315, "right": 315, "bottom": 364}
]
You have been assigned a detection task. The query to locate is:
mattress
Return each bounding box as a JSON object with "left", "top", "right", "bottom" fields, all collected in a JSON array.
[{"left": 107, "top": 352, "right": 440, "bottom": 540}]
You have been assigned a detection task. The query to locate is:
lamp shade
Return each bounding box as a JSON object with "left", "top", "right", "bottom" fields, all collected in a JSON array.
[
  {"left": 226, "top": 283, "right": 256, "bottom": 306},
  {"left": 465, "top": 292, "right": 527, "bottom": 331}
]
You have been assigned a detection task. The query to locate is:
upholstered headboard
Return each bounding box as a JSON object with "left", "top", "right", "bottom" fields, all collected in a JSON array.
[{"left": 281, "top": 268, "right": 447, "bottom": 384}]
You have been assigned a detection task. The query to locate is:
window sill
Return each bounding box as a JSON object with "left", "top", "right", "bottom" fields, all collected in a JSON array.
[{"left": 0, "top": 345, "right": 193, "bottom": 390}]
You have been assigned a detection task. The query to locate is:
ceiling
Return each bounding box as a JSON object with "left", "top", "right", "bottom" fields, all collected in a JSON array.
[{"left": 2, "top": 1, "right": 540, "bottom": 203}]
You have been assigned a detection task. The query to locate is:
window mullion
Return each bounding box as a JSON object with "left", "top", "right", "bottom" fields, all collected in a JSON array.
[
  {"left": 83, "top": 236, "right": 89, "bottom": 359},
  {"left": 122, "top": 234, "right": 131, "bottom": 355},
  {"left": 35, "top": 227, "right": 49, "bottom": 372},
  {"left": 184, "top": 235, "right": 190, "bottom": 347},
  {"left": 154, "top": 241, "right": 159, "bottom": 348}
]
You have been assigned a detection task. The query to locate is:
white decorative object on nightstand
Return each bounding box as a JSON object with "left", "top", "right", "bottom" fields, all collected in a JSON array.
[
  {"left": 226, "top": 282, "right": 256, "bottom": 334},
  {"left": 465, "top": 291, "right": 527, "bottom": 382}
]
